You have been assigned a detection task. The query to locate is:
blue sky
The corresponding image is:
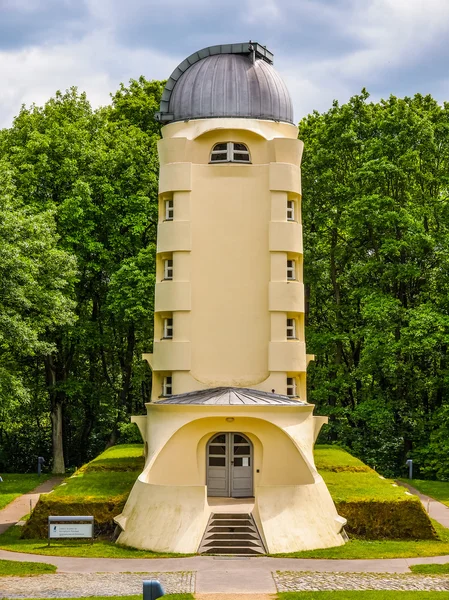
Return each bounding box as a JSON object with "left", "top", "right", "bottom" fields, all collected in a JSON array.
[{"left": 1, "top": 0, "right": 449, "bottom": 127}]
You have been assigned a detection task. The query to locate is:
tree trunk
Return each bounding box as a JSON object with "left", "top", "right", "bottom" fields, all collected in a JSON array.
[{"left": 50, "top": 401, "right": 65, "bottom": 473}]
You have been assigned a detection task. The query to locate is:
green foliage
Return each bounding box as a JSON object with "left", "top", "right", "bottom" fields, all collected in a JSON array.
[
  {"left": 0, "top": 78, "right": 163, "bottom": 472},
  {"left": 0, "top": 558, "right": 56, "bottom": 576},
  {"left": 0, "top": 474, "right": 51, "bottom": 510},
  {"left": 302, "top": 91, "right": 449, "bottom": 476}
]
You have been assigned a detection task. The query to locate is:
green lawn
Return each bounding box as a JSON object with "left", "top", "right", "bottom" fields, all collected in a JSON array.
[
  {"left": 410, "top": 563, "right": 449, "bottom": 574},
  {"left": 0, "top": 525, "right": 190, "bottom": 559},
  {"left": 0, "top": 474, "right": 51, "bottom": 510},
  {"left": 320, "top": 470, "right": 411, "bottom": 502},
  {"left": 315, "top": 445, "right": 372, "bottom": 472},
  {"left": 402, "top": 480, "right": 449, "bottom": 508},
  {"left": 0, "top": 558, "right": 56, "bottom": 576},
  {"left": 272, "top": 520, "right": 449, "bottom": 559},
  {"left": 279, "top": 594, "right": 449, "bottom": 599},
  {"left": 79, "top": 444, "right": 145, "bottom": 473},
  {"left": 51, "top": 470, "right": 141, "bottom": 500}
]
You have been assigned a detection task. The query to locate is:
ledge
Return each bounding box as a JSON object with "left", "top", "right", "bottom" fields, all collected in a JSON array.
[
  {"left": 269, "top": 281, "right": 304, "bottom": 312},
  {"left": 155, "top": 281, "right": 191, "bottom": 312},
  {"left": 269, "top": 163, "right": 301, "bottom": 194},
  {"left": 159, "top": 163, "right": 192, "bottom": 193},
  {"left": 269, "top": 221, "right": 303, "bottom": 253},
  {"left": 157, "top": 221, "right": 191, "bottom": 253},
  {"left": 269, "top": 341, "right": 307, "bottom": 372},
  {"left": 152, "top": 341, "right": 191, "bottom": 371}
]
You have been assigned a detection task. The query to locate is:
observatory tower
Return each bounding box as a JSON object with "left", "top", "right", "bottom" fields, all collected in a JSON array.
[{"left": 115, "top": 43, "right": 346, "bottom": 554}]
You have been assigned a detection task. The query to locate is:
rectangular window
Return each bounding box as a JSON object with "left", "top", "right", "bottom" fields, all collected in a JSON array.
[
  {"left": 163, "top": 318, "right": 173, "bottom": 339},
  {"left": 164, "top": 259, "right": 173, "bottom": 280},
  {"left": 287, "top": 259, "right": 296, "bottom": 280},
  {"left": 287, "top": 318, "right": 296, "bottom": 339},
  {"left": 163, "top": 376, "right": 172, "bottom": 396},
  {"left": 165, "top": 199, "right": 174, "bottom": 220},
  {"left": 287, "top": 200, "right": 295, "bottom": 221},
  {"left": 287, "top": 377, "right": 297, "bottom": 397}
]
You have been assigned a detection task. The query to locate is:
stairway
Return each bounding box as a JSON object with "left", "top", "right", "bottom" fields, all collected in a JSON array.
[{"left": 198, "top": 513, "right": 266, "bottom": 555}]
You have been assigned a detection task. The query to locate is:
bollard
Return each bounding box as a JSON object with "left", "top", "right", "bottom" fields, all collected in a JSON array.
[
  {"left": 143, "top": 580, "right": 165, "bottom": 600},
  {"left": 406, "top": 459, "right": 413, "bottom": 480}
]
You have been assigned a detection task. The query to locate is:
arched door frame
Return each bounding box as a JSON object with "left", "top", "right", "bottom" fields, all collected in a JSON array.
[{"left": 206, "top": 432, "right": 253, "bottom": 498}]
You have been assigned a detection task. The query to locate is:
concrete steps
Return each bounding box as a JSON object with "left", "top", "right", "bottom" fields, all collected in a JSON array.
[{"left": 198, "top": 513, "right": 266, "bottom": 555}]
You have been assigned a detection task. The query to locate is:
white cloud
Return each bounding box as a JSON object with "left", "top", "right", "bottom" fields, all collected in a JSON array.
[{"left": 0, "top": 30, "right": 178, "bottom": 127}]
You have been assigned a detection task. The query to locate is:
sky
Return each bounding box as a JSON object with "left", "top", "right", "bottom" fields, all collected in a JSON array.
[{"left": 1, "top": 0, "right": 449, "bottom": 128}]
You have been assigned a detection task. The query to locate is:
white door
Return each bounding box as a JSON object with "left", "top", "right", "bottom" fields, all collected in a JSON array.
[{"left": 207, "top": 433, "right": 253, "bottom": 497}]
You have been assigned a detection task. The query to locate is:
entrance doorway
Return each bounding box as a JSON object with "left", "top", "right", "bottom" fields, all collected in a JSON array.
[{"left": 206, "top": 432, "right": 253, "bottom": 497}]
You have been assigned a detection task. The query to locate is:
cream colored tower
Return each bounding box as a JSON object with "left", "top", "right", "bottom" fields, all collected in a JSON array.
[
  {"left": 115, "top": 43, "right": 346, "bottom": 554},
  {"left": 146, "top": 45, "right": 310, "bottom": 402}
]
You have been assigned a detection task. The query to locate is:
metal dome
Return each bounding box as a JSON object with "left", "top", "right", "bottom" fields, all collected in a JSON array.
[{"left": 155, "top": 42, "right": 294, "bottom": 124}]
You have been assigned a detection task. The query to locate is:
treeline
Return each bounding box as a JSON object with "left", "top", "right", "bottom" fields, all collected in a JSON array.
[
  {"left": 1, "top": 83, "right": 449, "bottom": 479},
  {"left": 302, "top": 90, "right": 449, "bottom": 478},
  {"left": 0, "top": 78, "right": 163, "bottom": 472}
]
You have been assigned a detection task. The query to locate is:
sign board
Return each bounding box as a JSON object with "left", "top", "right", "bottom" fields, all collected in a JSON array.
[{"left": 49, "top": 523, "right": 93, "bottom": 539}]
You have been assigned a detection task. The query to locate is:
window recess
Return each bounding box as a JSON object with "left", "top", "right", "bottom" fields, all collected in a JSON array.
[{"left": 210, "top": 142, "right": 251, "bottom": 163}]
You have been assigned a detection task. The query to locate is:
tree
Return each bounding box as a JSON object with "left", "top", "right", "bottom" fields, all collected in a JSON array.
[
  {"left": 300, "top": 91, "right": 449, "bottom": 475},
  {"left": 0, "top": 80, "right": 163, "bottom": 472}
]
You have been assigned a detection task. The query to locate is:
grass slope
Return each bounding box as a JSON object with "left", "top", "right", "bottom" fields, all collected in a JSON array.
[
  {"left": 21, "top": 445, "right": 144, "bottom": 538},
  {"left": 410, "top": 563, "right": 449, "bottom": 574},
  {"left": 0, "top": 474, "right": 51, "bottom": 511},
  {"left": 315, "top": 445, "right": 435, "bottom": 540},
  {"left": 0, "top": 558, "right": 56, "bottom": 576}
]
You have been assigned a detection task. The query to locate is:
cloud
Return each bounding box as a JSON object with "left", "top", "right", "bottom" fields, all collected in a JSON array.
[{"left": 1, "top": 0, "right": 449, "bottom": 128}]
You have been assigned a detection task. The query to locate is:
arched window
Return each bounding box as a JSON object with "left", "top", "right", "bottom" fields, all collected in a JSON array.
[{"left": 210, "top": 142, "right": 251, "bottom": 163}]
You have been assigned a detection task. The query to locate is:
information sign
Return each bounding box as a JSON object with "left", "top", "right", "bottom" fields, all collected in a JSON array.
[{"left": 49, "top": 523, "right": 93, "bottom": 539}]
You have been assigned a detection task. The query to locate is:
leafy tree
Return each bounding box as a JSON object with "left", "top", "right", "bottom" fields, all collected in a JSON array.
[{"left": 301, "top": 91, "right": 449, "bottom": 475}]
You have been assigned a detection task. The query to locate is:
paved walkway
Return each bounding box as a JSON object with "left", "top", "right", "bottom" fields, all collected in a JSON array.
[
  {"left": 398, "top": 480, "right": 449, "bottom": 528},
  {"left": 0, "top": 477, "right": 64, "bottom": 535}
]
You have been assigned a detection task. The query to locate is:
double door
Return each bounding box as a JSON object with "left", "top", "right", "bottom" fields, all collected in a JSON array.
[{"left": 207, "top": 432, "right": 253, "bottom": 497}]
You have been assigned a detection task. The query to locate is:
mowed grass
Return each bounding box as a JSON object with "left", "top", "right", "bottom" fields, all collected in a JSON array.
[
  {"left": 59, "top": 444, "right": 144, "bottom": 500},
  {"left": 410, "top": 563, "right": 449, "bottom": 574},
  {"left": 0, "top": 524, "right": 189, "bottom": 559},
  {"left": 315, "top": 445, "right": 411, "bottom": 502},
  {"left": 279, "top": 593, "right": 449, "bottom": 599},
  {"left": 402, "top": 480, "right": 449, "bottom": 508},
  {"left": 272, "top": 520, "right": 449, "bottom": 559},
  {"left": 0, "top": 474, "right": 51, "bottom": 510},
  {"left": 78, "top": 444, "right": 145, "bottom": 474},
  {"left": 314, "top": 445, "right": 372, "bottom": 472},
  {"left": 0, "top": 558, "right": 56, "bottom": 576}
]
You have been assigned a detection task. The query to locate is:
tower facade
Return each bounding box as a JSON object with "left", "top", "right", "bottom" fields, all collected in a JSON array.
[
  {"left": 145, "top": 43, "right": 310, "bottom": 401},
  {"left": 115, "top": 43, "right": 346, "bottom": 554}
]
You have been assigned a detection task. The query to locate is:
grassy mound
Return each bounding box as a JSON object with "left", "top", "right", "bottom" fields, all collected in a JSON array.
[
  {"left": 315, "top": 445, "right": 436, "bottom": 540},
  {"left": 21, "top": 445, "right": 143, "bottom": 539}
]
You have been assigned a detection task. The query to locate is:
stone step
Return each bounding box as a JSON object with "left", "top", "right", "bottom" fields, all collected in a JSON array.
[{"left": 198, "top": 512, "right": 266, "bottom": 555}]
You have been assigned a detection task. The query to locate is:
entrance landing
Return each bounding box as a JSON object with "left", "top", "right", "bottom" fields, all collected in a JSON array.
[{"left": 207, "top": 497, "right": 255, "bottom": 514}]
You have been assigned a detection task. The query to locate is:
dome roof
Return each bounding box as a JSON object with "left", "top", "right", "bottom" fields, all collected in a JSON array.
[{"left": 155, "top": 42, "right": 294, "bottom": 125}]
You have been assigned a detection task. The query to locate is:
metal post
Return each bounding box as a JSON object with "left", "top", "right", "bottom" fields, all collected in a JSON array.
[
  {"left": 406, "top": 459, "right": 413, "bottom": 480},
  {"left": 143, "top": 580, "right": 165, "bottom": 600}
]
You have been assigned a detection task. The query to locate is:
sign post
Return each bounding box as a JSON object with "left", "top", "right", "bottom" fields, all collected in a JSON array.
[{"left": 48, "top": 516, "right": 94, "bottom": 546}]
